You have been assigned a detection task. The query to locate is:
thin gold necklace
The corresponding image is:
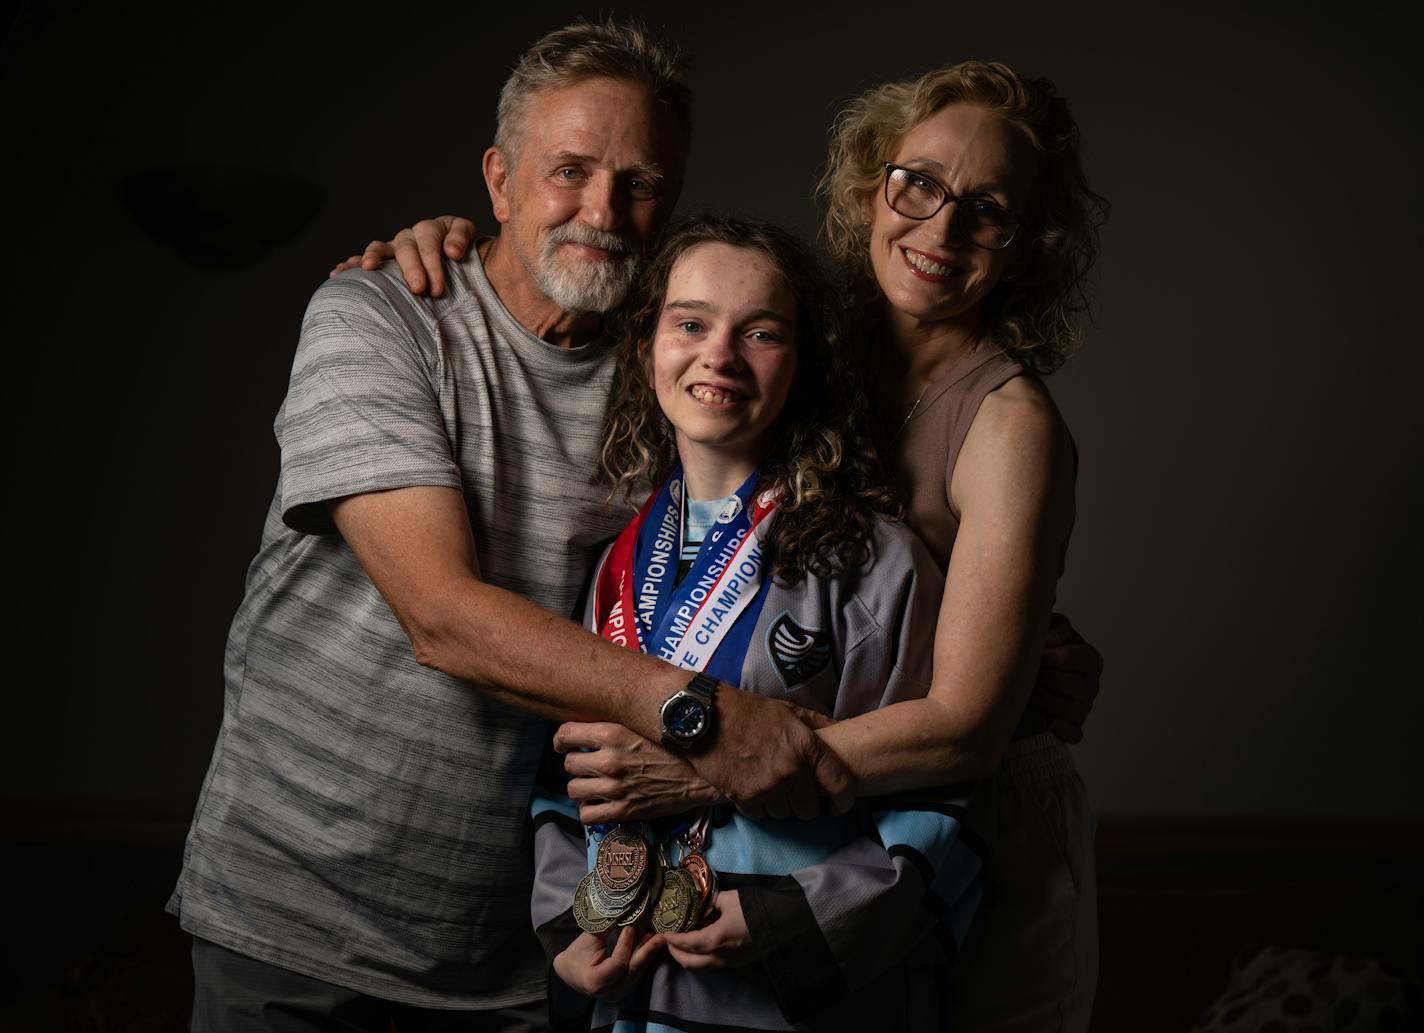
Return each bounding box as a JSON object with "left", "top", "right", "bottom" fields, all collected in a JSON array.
[
  {"left": 893, "top": 334, "right": 984, "bottom": 440},
  {"left": 894, "top": 382, "right": 929, "bottom": 440}
]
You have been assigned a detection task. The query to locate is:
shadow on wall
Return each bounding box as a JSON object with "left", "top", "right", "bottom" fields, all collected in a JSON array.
[{"left": 119, "top": 164, "right": 324, "bottom": 269}]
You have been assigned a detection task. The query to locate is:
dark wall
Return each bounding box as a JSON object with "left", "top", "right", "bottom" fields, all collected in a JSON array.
[{"left": 3, "top": 1, "right": 1421, "bottom": 815}]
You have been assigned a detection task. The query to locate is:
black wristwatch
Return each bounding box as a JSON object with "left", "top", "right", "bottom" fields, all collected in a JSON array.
[{"left": 659, "top": 672, "right": 717, "bottom": 751}]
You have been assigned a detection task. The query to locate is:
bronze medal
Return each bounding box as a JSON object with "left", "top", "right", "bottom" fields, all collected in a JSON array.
[
  {"left": 680, "top": 851, "right": 714, "bottom": 918},
  {"left": 596, "top": 827, "right": 648, "bottom": 892},
  {"left": 573, "top": 872, "right": 617, "bottom": 934}
]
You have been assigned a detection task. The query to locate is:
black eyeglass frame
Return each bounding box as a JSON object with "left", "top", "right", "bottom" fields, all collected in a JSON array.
[{"left": 882, "top": 163, "right": 1024, "bottom": 251}]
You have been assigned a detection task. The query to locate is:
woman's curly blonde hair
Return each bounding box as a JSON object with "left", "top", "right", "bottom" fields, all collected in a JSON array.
[
  {"left": 820, "top": 60, "right": 1109, "bottom": 373},
  {"left": 599, "top": 214, "right": 900, "bottom": 584}
]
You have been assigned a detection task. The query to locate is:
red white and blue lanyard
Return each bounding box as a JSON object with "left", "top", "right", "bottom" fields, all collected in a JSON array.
[
  {"left": 592, "top": 466, "right": 779, "bottom": 686},
  {"left": 588, "top": 468, "right": 777, "bottom": 837}
]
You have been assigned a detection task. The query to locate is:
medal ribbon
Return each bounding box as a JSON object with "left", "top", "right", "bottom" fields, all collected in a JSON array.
[
  {"left": 594, "top": 466, "right": 778, "bottom": 681},
  {"left": 588, "top": 467, "right": 777, "bottom": 838}
]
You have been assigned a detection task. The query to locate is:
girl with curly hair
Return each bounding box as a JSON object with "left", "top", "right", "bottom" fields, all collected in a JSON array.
[{"left": 529, "top": 213, "right": 988, "bottom": 1031}]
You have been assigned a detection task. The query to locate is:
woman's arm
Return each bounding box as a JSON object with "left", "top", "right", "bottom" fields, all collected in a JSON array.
[
  {"left": 819, "top": 376, "right": 1076, "bottom": 792},
  {"left": 558, "top": 378, "right": 1078, "bottom": 818}
]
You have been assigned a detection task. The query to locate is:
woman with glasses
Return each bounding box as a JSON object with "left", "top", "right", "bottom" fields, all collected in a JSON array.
[
  {"left": 816, "top": 63, "right": 1106, "bottom": 1032},
  {"left": 339, "top": 59, "right": 1106, "bottom": 1033}
]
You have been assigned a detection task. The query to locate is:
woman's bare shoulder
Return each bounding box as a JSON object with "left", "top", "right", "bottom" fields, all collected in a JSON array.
[
  {"left": 955, "top": 374, "right": 1074, "bottom": 523},
  {"left": 972, "top": 374, "right": 1067, "bottom": 452}
]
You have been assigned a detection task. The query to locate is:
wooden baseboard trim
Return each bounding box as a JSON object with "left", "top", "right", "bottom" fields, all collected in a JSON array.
[
  {"left": 4, "top": 799, "right": 1422, "bottom": 856},
  {"left": 1096, "top": 814, "right": 1424, "bottom": 858}
]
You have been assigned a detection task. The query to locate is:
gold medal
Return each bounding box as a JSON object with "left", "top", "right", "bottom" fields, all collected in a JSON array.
[
  {"left": 596, "top": 827, "right": 648, "bottom": 892},
  {"left": 618, "top": 852, "right": 662, "bottom": 927},
  {"left": 620, "top": 860, "right": 657, "bottom": 923},
  {"left": 651, "top": 866, "right": 698, "bottom": 934}
]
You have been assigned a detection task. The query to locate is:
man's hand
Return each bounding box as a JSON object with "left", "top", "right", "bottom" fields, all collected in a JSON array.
[
  {"left": 556, "top": 722, "right": 720, "bottom": 825},
  {"left": 690, "top": 689, "right": 854, "bottom": 822},
  {"left": 327, "top": 215, "right": 476, "bottom": 297},
  {"left": 553, "top": 926, "right": 665, "bottom": 1001},
  {"left": 663, "top": 890, "right": 756, "bottom": 970},
  {"left": 1031, "top": 612, "right": 1104, "bottom": 744}
]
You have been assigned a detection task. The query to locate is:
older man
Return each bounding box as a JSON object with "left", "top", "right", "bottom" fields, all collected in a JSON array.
[{"left": 170, "top": 20, "right": 852, "bottom": 1031}]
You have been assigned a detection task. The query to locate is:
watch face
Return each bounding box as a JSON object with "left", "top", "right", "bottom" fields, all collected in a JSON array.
[{"left": 664, "top": 696, "right": 708, "bottom": 741}]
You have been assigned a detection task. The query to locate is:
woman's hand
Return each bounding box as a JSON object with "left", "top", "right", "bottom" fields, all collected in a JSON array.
[
  {"left": 327, "top": 215, "right": 476, "bottom": 297},
  {"left": 663, "top": 890, "right": 756, "bottom": 969},
  {"left": 1031, "top": 612, "right": 1103, "bottom": 744},
  {"left": 555, "top": 722, "right": 721, "bottom": 824},
  {"left": 553, "top": 927, "right": 665, "bottom": 1001}
]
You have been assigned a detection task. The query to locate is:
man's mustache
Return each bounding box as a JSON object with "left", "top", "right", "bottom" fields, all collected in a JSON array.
[{"left": 546, "top": 223, "right": 634, "bottom": 257}]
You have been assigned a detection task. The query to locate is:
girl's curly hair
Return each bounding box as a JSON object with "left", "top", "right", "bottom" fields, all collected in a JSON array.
[
  {"left": 599, "top": 213, "right": 899, "bottom": 584},
  {"left": 820, "top": 60, "right": 1110, "bottom": 373}
]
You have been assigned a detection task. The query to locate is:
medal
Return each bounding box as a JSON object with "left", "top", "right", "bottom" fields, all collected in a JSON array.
[
  {"left": 575, "top": 470, "right": 774, "bottom": 937},
  {"left": 572, "top": 872, "right": 618, "bottom": 934},
  {"left": 652, "top": 866, "right": 699, "bottom": 934},
  {"left": 618, "top": 850, "right": 663, "bottom": 927},
  {"left": 587, "top": 868, "right": 642, "bottom": 918},
  {"left": 680, "top": 850, "right": 715, "bottom": 917},
  {"left": 677, "top": 809, "right": 717, "bottom": 923},
  {"left": 596, "top": 827, "right": 648, "bottom": 893}
]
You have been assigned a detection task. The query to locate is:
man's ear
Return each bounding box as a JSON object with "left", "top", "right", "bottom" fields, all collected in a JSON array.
[{"left": 483, "top": 147, "right": 511, "bottom": 225}]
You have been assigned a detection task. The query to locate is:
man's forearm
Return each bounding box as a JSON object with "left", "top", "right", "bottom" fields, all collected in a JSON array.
[
  {"left": 330, "top": 485, "right": 851, "bottom": 810},
  {"left": 330, "top": 485, "right": 682, "bottom": 738},
  {"left": 410, "top": 575, "right": 851, "bottom": 811},
  {"left": 406, "top": 572, "right": 683, "bottom": 740}
]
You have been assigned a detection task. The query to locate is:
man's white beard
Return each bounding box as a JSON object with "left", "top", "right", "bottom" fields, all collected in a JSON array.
[{"left": 533, "top": 223, "right": 640, "bottom": 314}]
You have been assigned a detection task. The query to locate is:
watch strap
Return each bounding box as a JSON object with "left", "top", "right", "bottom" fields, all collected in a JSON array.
[{"left": 682, "top": 671, "right": 717, "bottom": 706}]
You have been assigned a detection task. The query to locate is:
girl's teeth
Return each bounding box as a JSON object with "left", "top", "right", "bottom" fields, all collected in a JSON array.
[{"left": 692, "top": 386, "right": 735, "bottom": 404}]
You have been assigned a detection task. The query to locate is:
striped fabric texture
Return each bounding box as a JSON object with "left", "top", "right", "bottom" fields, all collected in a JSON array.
[{"left": 169, "top": 255, "right": 634, "bottom": 1008}]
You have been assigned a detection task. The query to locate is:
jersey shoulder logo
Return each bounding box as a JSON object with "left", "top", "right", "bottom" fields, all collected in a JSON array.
[{"left": 766, "top": 611, "right": 832, "bottom": 688}]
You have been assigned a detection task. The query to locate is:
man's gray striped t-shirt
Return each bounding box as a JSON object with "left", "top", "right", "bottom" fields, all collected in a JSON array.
[{"left": 167, "top": 254, "right": 632, "bottom": 1007}]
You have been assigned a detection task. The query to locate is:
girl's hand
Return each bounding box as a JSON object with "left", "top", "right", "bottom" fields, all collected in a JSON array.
[
  {"left": 663, "top": 890, "right": 757, "bottom": 969},
  {"left": 553, "top": 927, "right": 665, "bottom": 1001}
]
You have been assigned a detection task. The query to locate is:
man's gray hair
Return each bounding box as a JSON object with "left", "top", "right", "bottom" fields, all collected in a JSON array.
[{"left": 494, "top": 18, "right": 691, "bottom": 166}]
